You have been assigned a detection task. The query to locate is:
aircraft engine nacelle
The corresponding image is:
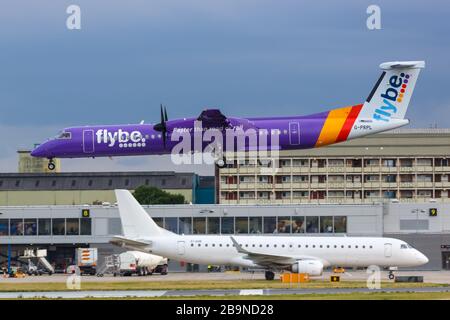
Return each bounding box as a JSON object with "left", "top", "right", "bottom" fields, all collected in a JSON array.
[{"left": 291, "top": 260, "right": 323, "bottom": 276}]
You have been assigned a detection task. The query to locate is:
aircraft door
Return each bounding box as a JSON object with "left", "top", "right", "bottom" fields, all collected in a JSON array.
[
  {"left": 177, "top": 241, "right": 185, "bottom": 255},
  {"left": 384, "top": 243, "right": 392, "bottom": 258},
  {"left": 83, "top": 130, "right": 95, "bottom": 153},
  {"left": 289, "top": 122, "right": 300, "bottom": 145}
]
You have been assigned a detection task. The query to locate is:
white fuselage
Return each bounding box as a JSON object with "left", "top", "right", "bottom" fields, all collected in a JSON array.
[{"left": 135, "top": 235, "right": 427, "bottom": 269}]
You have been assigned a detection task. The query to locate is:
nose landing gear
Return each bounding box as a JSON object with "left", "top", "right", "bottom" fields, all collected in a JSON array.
[{"left": 47, "top": 159, "right": 56, "bottom": 171}]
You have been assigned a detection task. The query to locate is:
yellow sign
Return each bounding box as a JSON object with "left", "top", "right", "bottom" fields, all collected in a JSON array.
[
  {"left": 429, "top": 208, "right": 438, "bottom": 217},
  {"left": 82, "top": 209, "right": 90, "bottom": 218},
  {"left": 330, "top": 276, "right": 340, "bottom": 282}
]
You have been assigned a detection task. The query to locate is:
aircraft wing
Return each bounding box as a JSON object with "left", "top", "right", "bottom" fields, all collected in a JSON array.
[
  {"left": 197, "top": 109, "right": 231, "bottom": 129},
  {"left": 197, "top": 109, "right": 258, "bottom": 130},
  {"left": 230, "top": 237, "right": 314, "bottom": 268},
  {"left": 109, "top": 235, "right": 152, "bottom": 248}
]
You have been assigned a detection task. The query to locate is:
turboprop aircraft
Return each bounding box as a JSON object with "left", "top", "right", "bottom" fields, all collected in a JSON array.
[
  {"left": 31, "top": 61, "right": 425, "bottom": 170},
  {"left": 111, "top": 190, "right": 429, "bottom": 280}
]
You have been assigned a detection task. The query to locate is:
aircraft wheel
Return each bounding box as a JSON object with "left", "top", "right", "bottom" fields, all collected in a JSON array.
[
  {"left": 388, "top": 272, "right": 395, "bottom": 280},
  {"left": 48, "top": 161, "right": 56, "bottom": 171},
  {"left": 215, "top": 158, "right": 226, "bottom": 168},
  {"left": 265, "top": 271, "right": 275, "bottom": 281}
]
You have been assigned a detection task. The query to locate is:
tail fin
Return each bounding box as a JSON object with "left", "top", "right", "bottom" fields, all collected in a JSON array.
[
  {"left": 358, "top": 61, "right": 425, "bottom": 121},
  {"left": 115, "top": 189, "right": 165, "bottom": 238}
]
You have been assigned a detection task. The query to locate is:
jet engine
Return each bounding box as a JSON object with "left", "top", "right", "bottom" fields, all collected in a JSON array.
[{"left": 291, "top": 260, "right": 323, "bottom": 276}]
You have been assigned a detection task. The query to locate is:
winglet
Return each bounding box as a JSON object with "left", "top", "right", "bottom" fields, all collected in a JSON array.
[{"left": 230, "top": 236, "right": 250, "bottom": 254}]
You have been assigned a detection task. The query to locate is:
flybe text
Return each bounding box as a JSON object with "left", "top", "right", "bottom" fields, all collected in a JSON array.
[
  {"left": 373, "top": 73, "right": 406, "bottom": 122},
  {"left": 96, "top": 129, "right": 145, "bottom": 147}
]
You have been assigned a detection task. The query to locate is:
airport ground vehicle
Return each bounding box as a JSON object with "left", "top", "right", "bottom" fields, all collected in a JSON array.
[
  {"left": 118, "top": 251, "right": 168, "bottom": 276},
  {"left": 76, "top": 248, "right": 98, "bottom": 275}
]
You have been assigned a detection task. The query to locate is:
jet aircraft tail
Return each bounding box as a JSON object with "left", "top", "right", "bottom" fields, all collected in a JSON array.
[
  {"left": 115, "top": 189, "right": 170, "bottom": 238},
  {"left": 358, "top": 60, "right": 425, "bottom": 121}
]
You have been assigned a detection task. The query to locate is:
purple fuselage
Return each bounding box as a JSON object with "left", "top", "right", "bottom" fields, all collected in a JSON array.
[{"left": 30, "top": 109, "right": 347, "bottom": 159}]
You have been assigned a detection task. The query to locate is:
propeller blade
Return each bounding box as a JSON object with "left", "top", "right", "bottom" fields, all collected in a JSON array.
[
  {"left": 160, "top": 104, "right": 165, "bottom": 125},
  {"left": 164, "top": 106, "right": 168, "bottom": 122}
]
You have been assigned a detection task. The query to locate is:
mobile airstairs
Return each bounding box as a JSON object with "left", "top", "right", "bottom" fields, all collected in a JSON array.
[
  {"left": 96, "top": 254, "right": 120, "bottom": 277},
  {"left": 19, "top": 249, "right": 55, "bottom": 275}
]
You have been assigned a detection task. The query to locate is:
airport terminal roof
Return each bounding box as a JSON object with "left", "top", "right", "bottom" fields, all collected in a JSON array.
[{"left": 0, "top": 171, "right": 213, "bottom": 191}]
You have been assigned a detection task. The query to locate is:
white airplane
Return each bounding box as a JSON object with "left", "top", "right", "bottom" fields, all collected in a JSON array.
[{"left": 111, "top": 190, "right": 429, "bottom": 280}]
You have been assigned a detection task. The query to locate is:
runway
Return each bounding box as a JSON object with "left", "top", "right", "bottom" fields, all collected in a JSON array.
[{"left": 1, "top": 286, "right": 449, "bottom": 299}]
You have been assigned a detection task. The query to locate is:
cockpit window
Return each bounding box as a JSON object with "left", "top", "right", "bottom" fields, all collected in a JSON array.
[
  {"left": 56, "top": 132, "right": 72, "bottom": 139},
  {"left": 400, "top": 244, "right": 408, "bottom": 249}
]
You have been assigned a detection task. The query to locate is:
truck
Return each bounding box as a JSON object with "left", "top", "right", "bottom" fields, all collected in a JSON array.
[
  {"left": 76, "top": 248, "right": 98, "bottom": 275},
  {"left": 118, "top": 251, "right": 168, "bottom": 276}
]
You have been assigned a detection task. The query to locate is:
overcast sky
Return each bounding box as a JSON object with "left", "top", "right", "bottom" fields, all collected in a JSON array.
[{"left": 1, "top": 0, "right": 449, "bottom": 174}]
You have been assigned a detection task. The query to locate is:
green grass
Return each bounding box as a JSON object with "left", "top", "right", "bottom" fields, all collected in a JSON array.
[
  {"left": 4, "top": 292, "right": 450, "bottom": 300},
  {"left": 0, "top": 279, "right": 446, "bottom": 292}
]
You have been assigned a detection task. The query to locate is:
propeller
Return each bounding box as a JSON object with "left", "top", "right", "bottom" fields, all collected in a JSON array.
[{"left": 154, "top": 104, "right": 169, "bottom": 148}]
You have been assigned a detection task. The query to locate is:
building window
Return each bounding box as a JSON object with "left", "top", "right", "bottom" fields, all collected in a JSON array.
[
  {"left": 161, "top": 179, "right": 166, "bottom": 186},
  {"left": 71, "top": 180, "right": 76, "bottom": 187},
  {"left": 38, "top": 219, "right": 51, "bottom": 236},
  {"left": 153, "top": 218, "right": 164, "bottom": 228},
  {"left": 66, "top": 218, "right": 80, "bottom": 235},
  {"left": 52, "top": 218, "right": 65, "bottom": 235},
  {"left": 178, "top": 217, "right": 192, "bottom": 234},
  {"left": 263, "top": 216, "right": 277, "bottom": 234},
  {"left": 0, "top": 180, "right": 3, "bottom": 187},
  {"left": 193, "top": 217, "right": 206, "bottom": 234},
  {"left": 320, "top": 216, "right": 333, "bottom": 233},
  {"left": 306, "top": 216, "right": 319, "bottom": 233},
  {"left": 0, "top": 219, "right": 9, "bottom": 236},
  {"left": 145, "top": 179, "right": 149, "bottom": 185},
  {"left": 249, "top": 217, "right": 262, "bottom": 234},
  {"left": 293, "top": 217, "right": 305, "bottom": 233},
  {"left": 52, "top": 180, "right": 56, "bottom": 187},
  {"left": 35, "top": 180, "right": 40, "bottom": 187},
  {"left": 181, "top": 178, "right": 186, "bottom": 186},
  {"left": 108, "top": 179, "right": 113, "bottom": 187},
  {"left": 277, "top": 216, "right": 291, "bottom": 233},
  {"left": 88, "top": 180, "right": 93, "bottom": 187},
  {"left": 125, "top": 179, "right": 130, "bottom": 187},
  {"left": 80, "top": 218, "right": 92, "bottom": 235},
  {"left": 24, "top": 219, "right": 37, "bottom": 236},
  {"left": 334, "top": 216, "right": 347, "bottom": 233},
  {"left": 10, "top": 219, "right": 24, "bottom": 236},
  {"left": 235, "top": 217, "right": 249, "bottom": 234},
  {"left": 15, "top": 180, "right": 20, "bottom": 187},
  {"left": 221, "top": 217, "right": 234, "bottom": 234},
  {"left": 164, "top": 217, "right": 178, "bottom": 233},
  {"left": 207, "top": 217, "right": 220, "bottom": 234}
]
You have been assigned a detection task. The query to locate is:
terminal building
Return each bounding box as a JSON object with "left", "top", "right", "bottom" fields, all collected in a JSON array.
[
  {"left": 0, "top": 171, "right": 215, "bottom": 206},
  {"left": 0, "top": 201, "right": 449, "bottom": 271},
  {"left": 217, "top": 129, "right": 450, "bottom": 204}
]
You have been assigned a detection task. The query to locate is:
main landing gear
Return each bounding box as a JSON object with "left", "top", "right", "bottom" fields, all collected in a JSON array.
[
  {"left": 388, "top": 266, "right": 398, "bottom": 280},
  {"left": 265, "top": 270, "right": 275, "bottom": 281},
  {"left": 47, "top": 159, "right": 56, "bottom": 171}
]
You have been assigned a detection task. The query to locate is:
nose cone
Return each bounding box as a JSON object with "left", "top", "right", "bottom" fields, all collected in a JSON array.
[
  {"left": 418, "top": 253, "right": 429, "bottom": 265},
  {"left": 31, "top": 144, "right": 47, "bottom": 158},
  {"left": 415, "top": 250, "right": 429, "bottom": 265}
]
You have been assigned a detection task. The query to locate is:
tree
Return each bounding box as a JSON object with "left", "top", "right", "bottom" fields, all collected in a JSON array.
[{"left": 133, "top": 186, "right": 185, "bottom": 205}]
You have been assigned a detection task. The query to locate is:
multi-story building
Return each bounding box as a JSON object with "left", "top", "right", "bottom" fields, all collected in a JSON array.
[{"left": 217, "top": 129, "right": 450, "bottom": 204}]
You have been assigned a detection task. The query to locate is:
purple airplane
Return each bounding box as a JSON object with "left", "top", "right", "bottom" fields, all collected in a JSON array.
[{"left": 32, "top": 61, "right": 424, "bottom": 170}]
